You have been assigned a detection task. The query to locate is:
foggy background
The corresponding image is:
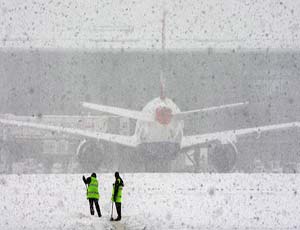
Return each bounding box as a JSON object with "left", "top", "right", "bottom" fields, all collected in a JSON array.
[
  {"left": 1, "top": 49, "right": 300, "bottom": 173},
  {"left": 1, "top": 49, "right": 300, "bottom": 133}
]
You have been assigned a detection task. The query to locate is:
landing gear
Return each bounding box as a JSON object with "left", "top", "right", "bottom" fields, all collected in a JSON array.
[
  {"left": 67, "top": 154, "right": 81, "bottom": 173},
  {"left": 183, "top": 146, "right": 206, "bottom": 173},
  {"left": 183, "top": 143, "right": 238, "bottom": 173},
  {"left": 41, "top": 156, "right": 54, "bottom": 173},
  {"left": 0, "top": 143, "right": 12, "bottom": 173},
  {"left": 144, "top": 158, "right": 171, "bottom": 172},
  {"left": 139, "top": 142, "right": 180, "bottom": 172}
]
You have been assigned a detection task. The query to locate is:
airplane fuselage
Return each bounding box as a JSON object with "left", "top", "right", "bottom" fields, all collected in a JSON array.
[{"left": 135, "top": 97, "right": 183, "bottom": 144}]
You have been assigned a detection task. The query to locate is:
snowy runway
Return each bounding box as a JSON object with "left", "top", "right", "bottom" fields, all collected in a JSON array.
[{"left": 0, "top": 173, "right": 300, "bottom": 230}]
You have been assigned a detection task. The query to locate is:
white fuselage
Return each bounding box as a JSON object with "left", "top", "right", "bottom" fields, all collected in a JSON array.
[{"left": 134, "top": 97, "right": 184, "bottom": 145}]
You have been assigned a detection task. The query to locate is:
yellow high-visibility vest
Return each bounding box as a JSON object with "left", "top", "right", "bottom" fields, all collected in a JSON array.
[{"left": 87, "top": 177, "right": 99, "bottom": 199}]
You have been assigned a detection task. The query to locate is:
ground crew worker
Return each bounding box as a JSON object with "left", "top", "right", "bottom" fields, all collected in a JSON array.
[
  {"left": 83, "top": 172, "right": 102, "bottom": 217},
  {"left": 111, "top": 171, "right": 124, "bottom": 221}
]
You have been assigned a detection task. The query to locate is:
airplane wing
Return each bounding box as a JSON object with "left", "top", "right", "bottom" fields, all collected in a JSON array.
[
  {"left": 181, "top": 121, "right": 300, "bottom": 148},
  {"left": 0, "top": 118, "right": 138, "bottom": 147},
  {"left": 173, "top": 102, "right": 248, "bottom": 120},
  {"left": 81, "top": 102, "right": 154, "bottom": 122}
]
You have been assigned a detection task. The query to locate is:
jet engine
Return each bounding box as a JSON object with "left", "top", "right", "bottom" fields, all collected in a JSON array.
[
  {"left": 76, "top": 140, "right": 113, "bottom": 172},
  {"left": 208, "top": 141, "right": 238, "bottom": 173}
]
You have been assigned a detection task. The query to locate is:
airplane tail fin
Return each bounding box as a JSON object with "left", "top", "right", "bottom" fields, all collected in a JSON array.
[
  {"left": 160, "top": 71, "right": 166, "bottom": 100},
  {"left": 159, "top": 9, "right": 167, "bottom": 100}
]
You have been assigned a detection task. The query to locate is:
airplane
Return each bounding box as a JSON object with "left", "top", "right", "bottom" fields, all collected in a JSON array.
[
  {"left": 0, "top": 76, "right": 299, "bottom": 172},
  {"left": 1, "top": 11, "right": 300, "bottom": 173}
]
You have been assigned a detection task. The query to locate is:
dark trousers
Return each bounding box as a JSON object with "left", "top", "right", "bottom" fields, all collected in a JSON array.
[
  {"left": 115, "top": 202, "right": 121, "bottom": 219},
  {"left": 88, "top": 198, "right": 101, "bottom": 217}
]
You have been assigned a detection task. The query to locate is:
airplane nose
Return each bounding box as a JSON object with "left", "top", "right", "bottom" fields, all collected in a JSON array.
[{"left": 155, "top": 107, "right": 172, "bottom": 125}]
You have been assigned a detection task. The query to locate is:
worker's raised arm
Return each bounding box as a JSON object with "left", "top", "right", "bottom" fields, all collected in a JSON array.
[{"left": 82, "top": 176, "right": 91, "bottom": 184}]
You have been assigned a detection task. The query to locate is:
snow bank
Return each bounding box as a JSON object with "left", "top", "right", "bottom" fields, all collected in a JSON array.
[{"left": 0, "top": 173, "right": 299, "bottom": 229}]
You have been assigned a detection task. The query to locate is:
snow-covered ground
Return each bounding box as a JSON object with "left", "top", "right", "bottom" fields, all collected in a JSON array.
[{"left": 0, "top": 173, "right": 300, "bottom": 230}]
